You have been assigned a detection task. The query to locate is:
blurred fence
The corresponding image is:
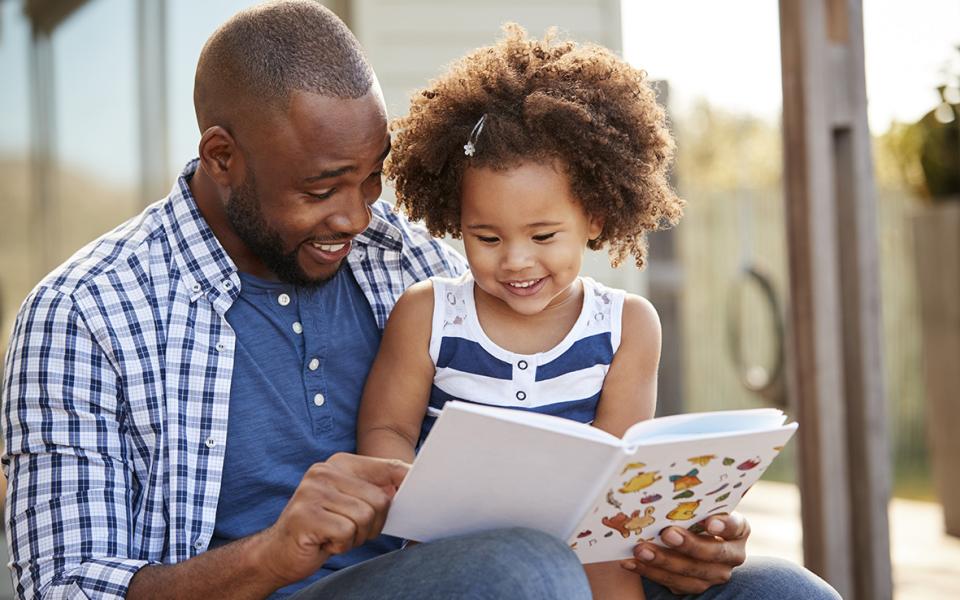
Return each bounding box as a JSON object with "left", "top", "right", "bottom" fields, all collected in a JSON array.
[{"left": 677, "top": 182, "right": 930, "bottom": 498}]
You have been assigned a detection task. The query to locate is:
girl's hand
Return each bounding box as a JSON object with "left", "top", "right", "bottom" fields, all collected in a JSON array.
[{"left": 620, "top": 512, "right": 749, "bottom": 595}]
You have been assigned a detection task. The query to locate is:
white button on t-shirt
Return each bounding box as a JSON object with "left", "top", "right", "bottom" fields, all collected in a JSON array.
[{"left": 313, "top": 393, "right": 325, "bottom": 406}]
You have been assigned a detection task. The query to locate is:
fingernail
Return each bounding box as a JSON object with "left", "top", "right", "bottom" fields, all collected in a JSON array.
[
  {"left": 663, "top": 529, "right": 683, "bottom": 546},
  {"left": 708, "top": 519, "right": 725, "bottom": 535},
  {"left": 622, "top": 560, "right": 638, "bottom": 570},
  {"left": 638, "top": 547, "right": 655, "bottom": 561}
]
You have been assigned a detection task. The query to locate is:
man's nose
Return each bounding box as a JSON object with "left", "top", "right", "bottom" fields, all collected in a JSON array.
[{"left": 327, "top": 190, "right": 372, "bottom": 235}]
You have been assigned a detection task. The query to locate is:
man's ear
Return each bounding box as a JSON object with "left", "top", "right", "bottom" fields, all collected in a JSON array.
[{"left": 197, "top": 126, "right": 244, "bottom": 188}]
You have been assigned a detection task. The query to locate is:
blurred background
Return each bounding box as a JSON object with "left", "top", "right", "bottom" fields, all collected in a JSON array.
[{"left": 1, "top": 0, "right": 958, "bottom": 598}]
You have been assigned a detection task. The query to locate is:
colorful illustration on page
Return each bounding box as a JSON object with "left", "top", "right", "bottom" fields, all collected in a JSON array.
[{"left": 569, "top": 435, "right": 790, "bottom": 562}]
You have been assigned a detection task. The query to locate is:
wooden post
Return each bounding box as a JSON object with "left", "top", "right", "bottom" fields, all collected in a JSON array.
[
  {"left": 136, "top": 0, "right": 170, "bottom": 206},
  {"left": 778, "top": 1, "right": 892, "bottom": 598},
  {"left": 648, "top": 80, "right": 684, "bottom": 418},
  {"left": 27, "top": 23, "right": 55, "bottom": 276}
]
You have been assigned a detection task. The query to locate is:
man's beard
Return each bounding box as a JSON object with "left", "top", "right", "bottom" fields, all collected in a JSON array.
[{"left": 225, "top": 170, "right": 338, "bottom": 288}]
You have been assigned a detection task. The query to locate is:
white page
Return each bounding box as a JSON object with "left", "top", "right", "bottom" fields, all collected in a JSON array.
[
  {"left": 384, "top": 402, "right": 623, "bottom": 542},
  {"left": 622, "top": 408, "right": 787, "bottom": 445}
]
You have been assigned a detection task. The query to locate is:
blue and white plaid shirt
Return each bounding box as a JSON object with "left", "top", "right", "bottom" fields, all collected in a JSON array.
[{"left": 1, "top": 159, "right": 465, "bottom": 599}]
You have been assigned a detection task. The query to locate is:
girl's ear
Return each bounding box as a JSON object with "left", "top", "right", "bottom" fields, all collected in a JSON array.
[{"left": 587, "top": 214, "right": 605, "bottom": 241}]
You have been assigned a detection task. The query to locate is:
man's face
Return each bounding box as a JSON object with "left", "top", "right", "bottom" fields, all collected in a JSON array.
[{"left": 229, "top": 89, "right": 390, "bottom": 286}]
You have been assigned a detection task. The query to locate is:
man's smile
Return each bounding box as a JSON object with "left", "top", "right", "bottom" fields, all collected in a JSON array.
[{"left": 304, "top": 238, "right": 354, "bottom": 262}]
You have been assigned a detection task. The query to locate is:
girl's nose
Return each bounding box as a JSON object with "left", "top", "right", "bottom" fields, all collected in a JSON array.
[{"left": 501, "top": 243, "right": 535, "bottom": 272}]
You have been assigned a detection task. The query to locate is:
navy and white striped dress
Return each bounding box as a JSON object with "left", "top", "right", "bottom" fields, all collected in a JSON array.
[{"left": 423, "top": 271, "right": 625, "bottom": 436}]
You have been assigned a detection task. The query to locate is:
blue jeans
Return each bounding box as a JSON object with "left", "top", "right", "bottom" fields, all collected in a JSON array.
[
  {"left": 289, "top": 528, "right": 592, "bottom": 599},
  {"left": 642, "top": 556, "right": 842, "bottom": 600},
  {"left": 291, "top": 529, "right": 840, "bottom": 600}
]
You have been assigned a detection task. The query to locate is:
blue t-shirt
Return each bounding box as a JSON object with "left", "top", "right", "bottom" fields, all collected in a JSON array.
[{"left": 213, "top": 267, "right": 401, "bottom": 598}]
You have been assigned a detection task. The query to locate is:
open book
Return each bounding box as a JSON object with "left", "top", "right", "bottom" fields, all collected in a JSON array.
[{"left": 383, "top": 401, "right": 797, "bottom": 564}]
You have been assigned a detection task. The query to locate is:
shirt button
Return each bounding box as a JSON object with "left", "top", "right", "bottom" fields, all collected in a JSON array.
[
  {"left": 292, "top": 321, "right": 303, "bottom": 334},
  {"left": 215, "top": 342, "right": 226, "bottom": 352},
  {"left": 193, "top": 540, "right": 204, "bottom": 550},
  {"left": 308, "top": 358, "right": 320, "bottom": 371},
  {"left": 221, "top": 280, "right": 233, "bottom": 291},
  {"left": 313, "top": 393, "right": 325, "bottom": 407},
  {"left": 205, "top": 437, "right": 217, "bottom": 449},
  {"left": 191, "top": 282, "right": 202, "bottom": 293},
  {"left": 518, "top": 360, "right": 528, "bottom": 370},
  {"left": 278, "top": 293, "right": 291, "bottom": 306},
  {"left": 516, "top": 391, "right": 526, "bottom": 401}
]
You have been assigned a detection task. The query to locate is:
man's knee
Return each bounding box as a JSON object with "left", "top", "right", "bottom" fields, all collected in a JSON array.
[
  {"left": 728, "top": 556, "right": 842, "bottom": 600},
  {"left": 469, "top": 528, "right": 591, "bottom": 599}
]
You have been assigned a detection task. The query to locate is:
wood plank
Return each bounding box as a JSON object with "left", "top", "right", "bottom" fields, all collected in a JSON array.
[{"left": 778, "top": 1, "right": 891, "bottom": 598}]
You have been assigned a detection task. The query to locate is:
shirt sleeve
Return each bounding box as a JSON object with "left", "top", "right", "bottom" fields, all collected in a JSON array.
[{"left": 2, "top": 286, "right": 151, "bottom": 599}]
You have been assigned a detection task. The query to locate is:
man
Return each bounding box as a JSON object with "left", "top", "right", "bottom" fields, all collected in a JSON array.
[{"left": 2, "top": 2, "right": 838, "bottom": 599}]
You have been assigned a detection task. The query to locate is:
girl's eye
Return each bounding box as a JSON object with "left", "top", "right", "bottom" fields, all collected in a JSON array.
[
  {"left": 307, "top": 189, "right": 335, "bottom": 201},
  {"left": 477, "top": 236, "right": 499, "bottom": 244},
  {"left": 533, "top": 233, "right": 556, "bottom": 242}
]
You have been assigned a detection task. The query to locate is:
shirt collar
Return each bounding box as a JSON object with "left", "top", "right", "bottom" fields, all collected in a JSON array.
[
  {"left": 161, "top": 159, "right": 239, "bottom": 303},
  {"left": 354, "top": 206, "right": 404, "bottom": 253}
]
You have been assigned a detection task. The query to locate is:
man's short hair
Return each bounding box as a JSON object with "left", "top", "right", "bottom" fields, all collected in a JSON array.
[{"left": 194, "top": 0, "right": 374, "bottom": 132}]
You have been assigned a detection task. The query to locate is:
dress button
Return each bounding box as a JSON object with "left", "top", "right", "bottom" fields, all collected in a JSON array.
[
  {"left": 308, "top": 358, "right": 320, "bottom": 371},
  {"left": 313, "top": 393, "right": 326, "bottom": 406},
  {"left": 516, "top": 391, "right": 526, "bottom": 401},
  {"left": 278, "top": 293, "right": 291, "bottom": 306},
  {"left": 518, "top": 360, "right": 528, "bottom": 370},
  {"left": 205, "top": 436, "right": 217, "bottom": 449},
  {"left": 292, "top": 321, "right": 303, "bottom": 334}
]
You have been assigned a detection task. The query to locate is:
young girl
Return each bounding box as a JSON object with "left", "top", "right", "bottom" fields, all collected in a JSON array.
[{"left": 357, "top": 25, "right": 684, "bottom": 599}]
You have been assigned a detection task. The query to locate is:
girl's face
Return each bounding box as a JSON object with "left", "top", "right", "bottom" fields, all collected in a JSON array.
[{"left": 460, "top": 160, "right": 603, "bottom": 316}]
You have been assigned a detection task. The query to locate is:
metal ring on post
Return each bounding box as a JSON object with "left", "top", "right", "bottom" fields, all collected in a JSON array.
[{"left": 725, "top": 265, "right": 787, "bottom": 407}]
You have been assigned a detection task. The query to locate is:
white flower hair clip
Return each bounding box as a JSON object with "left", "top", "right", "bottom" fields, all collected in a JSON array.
[{"left": 463, "top": 114, "right": 487, "bottom": 157}]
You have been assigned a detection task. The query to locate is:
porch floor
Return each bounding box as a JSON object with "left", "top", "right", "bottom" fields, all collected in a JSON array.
[{"left": 742, "top": 480, "right": 960, "bottom": 599}]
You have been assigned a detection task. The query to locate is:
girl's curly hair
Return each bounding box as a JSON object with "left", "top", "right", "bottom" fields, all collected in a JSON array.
[{"left": 386, "top": 24, "right": 684, "bottom": 268}]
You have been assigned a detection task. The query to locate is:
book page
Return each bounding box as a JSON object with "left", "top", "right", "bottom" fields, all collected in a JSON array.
[
  {"left": 621, "top": 408, "right": 787, "bottom": 444},
  {"left": 568, "top": 423, "right": 797, "bottom": 564},
  {"left": 384, "top": 401, "right": 624, "bottom": 543}
]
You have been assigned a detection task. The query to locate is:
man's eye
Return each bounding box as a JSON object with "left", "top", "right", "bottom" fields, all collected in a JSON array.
[
  {"left": 533, "top": 233, "right": 556, "bottom": 242},
  {"left": 307, "top": 190, "right": 335, "bottom": 200}
]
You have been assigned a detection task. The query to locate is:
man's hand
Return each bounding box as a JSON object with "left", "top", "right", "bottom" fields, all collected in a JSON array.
[
  {"left": 129, "top": 454, "right": 408, "bottom": 600},
  {"left": 253, "top": 453, "right": 409, "bottom": 587},
  {"left": 620, "top": 512, "right": 749, "bottom": 595}
]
